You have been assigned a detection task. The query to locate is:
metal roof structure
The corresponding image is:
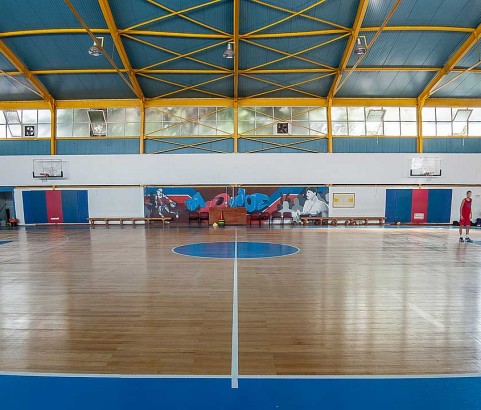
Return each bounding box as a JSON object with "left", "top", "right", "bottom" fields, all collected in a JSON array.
[{"left": 0, "top": 0, "right": 480, "bottom": 106}]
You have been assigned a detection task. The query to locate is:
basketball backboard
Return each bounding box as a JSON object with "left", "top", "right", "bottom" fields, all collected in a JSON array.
[
  {"left": 410, "top": 157, "right": 441, "bottom": 177},
  {"left": 32, "top": 159, "right": 65, "bottom": 181}
]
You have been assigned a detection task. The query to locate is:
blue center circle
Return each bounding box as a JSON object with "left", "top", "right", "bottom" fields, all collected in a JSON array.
[{"left": 172, "top": 242, "right": 299, "bottom": 259}]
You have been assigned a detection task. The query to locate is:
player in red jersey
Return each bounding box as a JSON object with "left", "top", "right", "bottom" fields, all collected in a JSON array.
[{"left": 459, "top": 190, "right": 473, "bottom": 243}]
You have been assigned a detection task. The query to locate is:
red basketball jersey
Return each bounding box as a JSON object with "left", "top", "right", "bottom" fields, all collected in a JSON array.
[{"left": 462, "top": 197, "right": 472, "bottom": 217}]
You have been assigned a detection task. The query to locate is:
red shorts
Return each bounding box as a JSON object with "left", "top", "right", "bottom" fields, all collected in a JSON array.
[{"left": 460, "top": 216, "right": 471, "bottom": 226}]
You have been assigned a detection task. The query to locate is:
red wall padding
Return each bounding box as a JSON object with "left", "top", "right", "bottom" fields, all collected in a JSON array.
[
  {"left": 411, "top": 189, "right": 428, "bottom": 223},
  {"left": 46, "top": 190, "right": 64, "bottom": 223}
]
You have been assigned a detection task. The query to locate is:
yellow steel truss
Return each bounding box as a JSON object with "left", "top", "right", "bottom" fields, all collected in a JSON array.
[
  {"left": 327, "top": 0, "right": 369, "bottom": 101},
  {"left": 242, "top": 72, "right": 335, "bottom": 99},
  {"left": 239, "top": 106, "right": 326, "bottom": 136},
  {"left": 244, "top": 0, "right": 327, "bottom": 37},
  {"left": 249, "top": 0, "right": 349, "bottom": 32},
  {"left": 0, "top": 40, "right": 53, "bottom": 104},
  {"left": 138, "top": 73, "right": 232, "bottom": 99},
  {"left": 240, "top": 39, "right": 336, "bottom": 71},
  {"left": 98, "top": 0, "right": 144, "bottom": 101},
  {"left": 239, "top": 136, "right": 324, "bottom": 153},
  {"left": 0, "top": 26, "right": 472, "bottom": 39},
  {"left": 123, "top": 0, "right": 222, "bottom": 32},
  {"left": 242, "top": 34, "right": 348, "bottom": 73},
  {"left": 419, "top": 21, "right": 481, "bottom": 103},
  {"left": 64, "top": 0, "right": 138, "bottom": 98},
  {"left": 144, "top": 106, "right": 232, "bottom": 137},
  {"left": 124, "top": 35, "right": 230, "bottom": 73},
  {"left": 146, "top": 136, "right": 232, "bottom": 154},
  {"left": 145, "top": 0, "right": 228, "bottom": 36}
]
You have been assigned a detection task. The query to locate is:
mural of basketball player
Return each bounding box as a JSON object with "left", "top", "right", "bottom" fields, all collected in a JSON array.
[
  {"left": 293, "top": 187, "right": 329, "bottom": 222},
  {"left": 155, "top": 188, "right": 179, "bottom": 219}
]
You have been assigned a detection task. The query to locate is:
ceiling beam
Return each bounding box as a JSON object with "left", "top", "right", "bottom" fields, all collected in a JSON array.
[
  {"left": 0, "top": 25, "right": 473, "bottom": 40},
  {"left": 233, "top": 0, "right": 240, "bottom": 100},
  {"left": 6, "top": 66, "right": 481, "bottom": 76},
  {"left": 98, "top": 0, "right": 144, "bottom": 101},
  {"left": 327, "top": 0, "right": 369, "bottom": 100},
  {"left": 0, "top": 39, "right": 54, "bottom": 104},
  {"left": 418, "top": 22, "right": 481, "bottom": 103}
]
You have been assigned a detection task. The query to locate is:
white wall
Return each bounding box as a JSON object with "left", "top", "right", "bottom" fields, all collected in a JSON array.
[
  {"left": 450, "top": 188, "right": 481, "bottom": 223},
  {"left": 0, "top": 153, "right": 480, "bottom": 187},
  {"left": 88, "top": 187, "right": 143, "bottom": 218},
  {"left": 329, "top": 187, "right": 386, "bottom": 217}
]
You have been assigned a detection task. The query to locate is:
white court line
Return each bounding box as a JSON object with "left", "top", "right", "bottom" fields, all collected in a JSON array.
[
  {"left": 0, "top": 371, "right": 480, "bottom": 380},
  {"left": 391, "top": 292, "right": 445, "bottom": 332},
  {"left": 231, "top": 229, "right": 239, "bottom": 389}
]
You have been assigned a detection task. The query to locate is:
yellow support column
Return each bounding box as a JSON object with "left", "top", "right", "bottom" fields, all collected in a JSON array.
[
  {"left": 417, "top": 98, "right": 424, "bottom": 153},
  {"left": 234, "top": 100, "right": 239, "bottom": 153},
  {"left": 327, "top": 98, "right": 333, "bottom": 153},
  {"left": 140, "top": 102, "right": 145, "bottom": 154},
  {"left": 50, "top": 103, "right": 56, "bottom": 155}
]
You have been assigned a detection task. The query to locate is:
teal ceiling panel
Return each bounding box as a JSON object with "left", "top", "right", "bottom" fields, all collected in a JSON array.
[
  {"left": 456, "top": 45, "right": 481, "bottom": 68},
  {"left": 240, "top": 0, "right": 359, "bottom": 34},
  {"left": 38, "top": 74, "right": 137, "bottom": 99},
  {"left": 111, "top": 0, "right": 231, "bottom": 34},
  {"left": 0, "top": 54, "right": 15, "bottom": 72},
  {"left": 335, "top": 70, "right": 436, "bottom": 98},
  {"left": 242, "top": 35, "right": 347, "bottom": 70},
  {"left": 431, "top": 72, "right": 481, "bottom": 98},
  {"left": 348, "top": 31, "right": 469, "bottom": 67},
  {"left": 0, "top": 76, "right": 43, "bottom": 101},
  {"left": 3, "top": 35, "right": 121, "bottom": 71},
  {"left": 239, "top": 72, "right": 332, "bottom": 98},
  {"left": 138, "top": 73, "right": 232, "bottom": 99},
  {"left": 123, "top": 35, "right": 230, "bottom": 71},
  {"left": 0, "top": 0, "right": 107, "bottom": 32},
  {"left": 364, "top": 0, "right": 481, "bottom": 28}
]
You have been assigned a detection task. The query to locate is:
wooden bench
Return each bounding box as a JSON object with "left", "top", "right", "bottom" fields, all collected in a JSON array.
[
  {"left": 88, "top": 217, "right": 171, "bottom": 226},
  {"left": 300, "top": 216, "right": 385, "bottom": 226},
  {"left": 144, "top": 217, "right": 172, "bottom": 226}
]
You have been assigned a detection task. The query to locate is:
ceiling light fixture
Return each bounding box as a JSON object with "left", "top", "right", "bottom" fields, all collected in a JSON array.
[
  {"left": 353, "top": 36, "right": 367, "bottom": 56},
  {"left": 223, "top": 42, "right": 235, "bottom": 59},
  {"left": 88, "top": 37, "right": 104, "bottom": 57}
]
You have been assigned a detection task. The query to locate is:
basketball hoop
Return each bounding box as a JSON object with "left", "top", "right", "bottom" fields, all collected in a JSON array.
[{"left": 39, "top": 172, "right": 50, "bottom": 182}]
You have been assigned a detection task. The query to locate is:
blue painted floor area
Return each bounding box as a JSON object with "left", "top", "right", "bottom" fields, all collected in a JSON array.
[
  {"left": 1, "top": 375, "right": 481, "bottom": 410},
  {"left": 0, "top": 241, "right": 12, "bottom": 245},
  {"left": 173, "top": 241, "right": 299, "bottom": 259}
]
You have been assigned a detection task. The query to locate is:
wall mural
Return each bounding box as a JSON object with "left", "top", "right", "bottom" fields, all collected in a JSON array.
[{"left": 144, "top": 186, "right": 329, "bottom": 224}]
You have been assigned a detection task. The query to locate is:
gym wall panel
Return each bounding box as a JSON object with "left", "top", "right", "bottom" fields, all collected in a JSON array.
[
  {"left": 3, "top": 153, "right": 481, "bottom": 186},
  {"left": 77, "top": 190, "right": 89, "bottom": 223},
  {"left": 329, "top": 187, "right": 386, "bottom": 218},
  {"left": 411, "top": 189, "right": 428, "bottom": 223},
  {"left": 385, "top": 189, "right": 413, "bottom": 223},
  {"left": 22, "top": 191, "right": 47, "bottom": 224},
  {"left": 333, "top": 138, "right": 417, "bottom": 153},
  {"left": 0, "top": 140, "right": 50, "bottom": 155},
  {"left": 46, "top": 190, "right": 63, "bottom": 223},
  {"left": 61, "top": 190, "right": 79, "bottom": 223},
  {"left": 87, "top": 187, "right": 143, "bottom": 218},
  {"left": 21, "top": 189, "right": 89, "bottom": 224},
  {"left": 424, "top": 138, "right": 481, "bottom": 153},
  {"left": 56, "top": 139, "right": 139, "bottom": 155},
  {"left": 427, "top": 189, "right": 452, "bottom": 223}
]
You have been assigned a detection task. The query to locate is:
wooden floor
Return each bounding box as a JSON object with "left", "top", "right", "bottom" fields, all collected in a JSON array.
[{"left": 0, "top": 226, "right": 480, "bottom": 376}]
